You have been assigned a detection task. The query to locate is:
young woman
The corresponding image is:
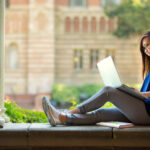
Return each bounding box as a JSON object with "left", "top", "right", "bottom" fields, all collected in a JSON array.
[{"left": 42, "top": 31, "right": 150, "bottom": 126}]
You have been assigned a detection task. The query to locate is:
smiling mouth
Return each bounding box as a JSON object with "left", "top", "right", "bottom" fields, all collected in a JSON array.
[{"left": 146, "top": 49, "right": 150, "bottom": 52}]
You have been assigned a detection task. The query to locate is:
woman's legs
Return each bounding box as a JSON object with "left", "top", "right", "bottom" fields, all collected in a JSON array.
[
  {"left": 66, "top": 107, "right": 130, "bottom": 125},
  {"left": 66, "top": 86, "right": 150, "bottom": 125},
  {"left": 68, "top": 86, "right": 110, "bottom": 114},
  {"left": 76, "top": 86, "right": 110, "bottom": 114},
  {"left": 42, "top": 86, "right": 150, "bottom": 126}
]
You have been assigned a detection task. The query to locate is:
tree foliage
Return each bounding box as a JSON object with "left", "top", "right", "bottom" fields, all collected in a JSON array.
[{"left": 103, "top": 0, "right": 150, "bottom": 38}]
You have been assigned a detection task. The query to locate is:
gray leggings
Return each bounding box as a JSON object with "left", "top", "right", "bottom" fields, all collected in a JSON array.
[{"left": 66, "top": 86, "right": 150, "bottom": 125}]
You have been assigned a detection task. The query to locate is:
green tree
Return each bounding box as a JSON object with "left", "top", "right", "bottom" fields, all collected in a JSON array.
[{"left": 103, "top": 0, "right": 150, "bottom": 38}]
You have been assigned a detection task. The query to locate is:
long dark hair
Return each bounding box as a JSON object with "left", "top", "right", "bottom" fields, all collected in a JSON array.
[{"left": 140, "top": 31, "right": 150, "bottom": 79}]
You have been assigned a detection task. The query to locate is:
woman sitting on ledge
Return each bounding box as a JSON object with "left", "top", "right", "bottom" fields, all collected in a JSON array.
[{"left": 42, "top": 31, "right": 150, "bottom": 126}]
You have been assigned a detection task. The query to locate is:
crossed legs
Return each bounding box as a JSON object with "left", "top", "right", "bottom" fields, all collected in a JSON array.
[{"left": 42, "top": 86, "right": 150, "bottom": 126}]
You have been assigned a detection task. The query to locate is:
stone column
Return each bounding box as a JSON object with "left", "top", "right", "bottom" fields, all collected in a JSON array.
[
  {"left": 0, "top": 0, "right": 10, "bottom": 126},
  {"left": 27, "top": 0, "right": 55, "bottom": 96}
]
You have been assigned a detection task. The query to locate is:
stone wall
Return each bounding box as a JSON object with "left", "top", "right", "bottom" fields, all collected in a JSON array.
[
  {"left": 55, "top": 5, "right": 142, "bottom": 86},
  {"left": 5, "top": 0, "right": 55, "bottom": 96}
]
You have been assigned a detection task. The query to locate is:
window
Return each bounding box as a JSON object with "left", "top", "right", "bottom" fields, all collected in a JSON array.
[
  {"left": 91, "top": 17, "right": 97, "bottom": 33},
  {"left": 100, "top": 17, "right": 106, "bottom": 32},
  {"left": 101, "top": 0, "right": 121, "bottom": 6},
  {"left": 73, "top": 17, "right": 80, "bottom": 32},
  {"left": 105, "top": 49, "right": 116, "bottom": 62},
  {"left": 90, "top": 49, "right": 99, "bottom": 70},
  {"left": 108, "top": 18, "right": 115, "bottom": 32},
  {"left": 7, "top": 44, "right": 18, "bottom": 69},
  {"left": 65, "top": 17, "right": 71, "bottom": 32},
  {"left": 74, "top": 49, "right": 83, "bottom": 71},
  {"left": 82, "top": 17, "right": 88, "bottom": 33},
  {"left": 69, "top": 0, "right": 87, "bottom": 8}
]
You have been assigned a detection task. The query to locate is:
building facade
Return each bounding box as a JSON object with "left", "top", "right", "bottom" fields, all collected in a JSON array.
[{"left": 5, "top": 0, "right": 142, "bottom": 109}]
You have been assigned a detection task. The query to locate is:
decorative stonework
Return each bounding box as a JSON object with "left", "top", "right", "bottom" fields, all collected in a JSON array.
[
  {"left": 35, "top": 0, "right": 48, "bottom": 5},
  {"left": 5, "top": 12, "right": 28, "bottom": 34},
  {"left": 36, "top": 12, "right": 48, "bottom": 32}
]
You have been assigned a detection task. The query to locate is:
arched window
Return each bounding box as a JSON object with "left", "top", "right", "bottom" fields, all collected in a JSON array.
[
  {"left": 82, "top": 17, "right": 88, "bottom": 32},
  {"left": 7, "top": 44, "right": 18, "bottom": 69},
  {"left": 65, "top": 17, "right": 71, "bottom": 32},
  {"left": 11, "top": 14, "right": 20, "bottom": 33},
  {"left": 91, "top": 17, "right": 97, "bottom": 33},
  {"left": 74, "top": 17, "right": 79, "bottom": 32},
  {"left": 21, "top": 14, "right": 28, "bottom": 33},
  {"left": 100, "top": 17, "right": 106, "bottom": 32},
  {"left": 108, "top": 18, "right": 115, "bottom": 32}
]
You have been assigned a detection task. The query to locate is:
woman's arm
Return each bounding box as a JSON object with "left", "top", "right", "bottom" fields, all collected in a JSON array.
[
  {"left": 130, "top": 87, "right": 150, "bottom": 98},
  {"left": 140, "top": 92, "right": 150, "bottom": 98}
]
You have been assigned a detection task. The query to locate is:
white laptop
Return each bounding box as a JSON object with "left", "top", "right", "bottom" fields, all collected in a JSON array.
[{"left": 97, "top": 56, "right": 147, "bottom": 101}]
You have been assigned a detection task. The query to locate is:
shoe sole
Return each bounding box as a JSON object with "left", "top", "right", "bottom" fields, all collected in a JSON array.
[
  {"left": 42, "top": 97, "right": 56, "bottom": 127},
  {"left": 42, "top": 97, "right": 51, "bottom": 124}
]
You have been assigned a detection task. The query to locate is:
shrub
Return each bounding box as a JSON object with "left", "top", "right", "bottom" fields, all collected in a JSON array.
[
  {"left": 78, "top": 84, "right": 104, "bottom": 102},
  {"left": 5, "top": 100, "right": 48, "bottom": 123},
  {"left": 126, "top": 83, "right": 142, "bottom": 90},
  {"left": 70, "top": 99, "right": 115, "bottom": 110},
  {"left": 51, "top": 83, "right": 115, "bottom": 110},
  {"left": 51, "top": 83, "right": 104, "bottom": 105},
  {"left": 51, "top": 84, "right": 80, "bottom": 104},
  {"left": 78, "top": 84, "right": 103, "bottom": 97}
]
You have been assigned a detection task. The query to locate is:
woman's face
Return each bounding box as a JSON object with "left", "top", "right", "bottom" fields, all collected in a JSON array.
[{"left": 142, "top": 37, "right": 150, "bottom": 57}]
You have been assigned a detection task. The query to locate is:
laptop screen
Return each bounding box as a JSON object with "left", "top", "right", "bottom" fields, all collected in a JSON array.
[{"left": 97, "top": 56, "right": 122, "bottom": 87}]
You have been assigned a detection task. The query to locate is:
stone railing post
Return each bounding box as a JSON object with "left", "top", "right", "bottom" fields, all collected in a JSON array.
[{"left": 0, "top": 0, "right": 10, "bottom": 127}]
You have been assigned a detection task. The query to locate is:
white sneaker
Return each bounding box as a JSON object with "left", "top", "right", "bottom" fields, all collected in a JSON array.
[{"left": 42, "top": 96, "right": 61, "bottom": 126}]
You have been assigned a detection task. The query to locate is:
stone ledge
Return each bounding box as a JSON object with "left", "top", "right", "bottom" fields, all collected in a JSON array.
[
  {"left": 113, "top": 126, "right": 150, "bottom": 147},
  {"left": 0, "top": 123, "right": 30, "bottom": 147},
  {"left": 0, "top": 123, "right": 150, "bottom": 149},
  {"left": 29, "top": 123, "right": 112, "bottom": 147}
]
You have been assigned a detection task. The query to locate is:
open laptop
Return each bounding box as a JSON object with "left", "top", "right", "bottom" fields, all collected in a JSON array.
[{"left": 97, "top": 56, "right": 147, "bottom": 101}]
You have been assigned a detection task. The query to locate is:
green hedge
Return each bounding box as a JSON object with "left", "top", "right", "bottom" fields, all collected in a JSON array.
[
  {"left": 52, "top": 84, "right": 80, "bottom": 103},
  {"left": 51, "top": 83, "right": 104, "bottom": 104},
  {"left": 5, "top": 100, "right": 48, "bottom": 123}
]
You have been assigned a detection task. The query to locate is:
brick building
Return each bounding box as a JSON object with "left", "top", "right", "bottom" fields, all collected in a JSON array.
[{"left": 5, "top": 0, "right": 142, "bottom": 109}]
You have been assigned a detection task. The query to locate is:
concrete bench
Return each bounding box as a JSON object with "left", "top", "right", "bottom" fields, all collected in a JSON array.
[{"left": 0, "top": 123, "right": 150, "bottom": 150}]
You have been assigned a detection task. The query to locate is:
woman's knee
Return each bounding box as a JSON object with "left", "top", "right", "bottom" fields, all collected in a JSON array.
[
  {"left": 103, "top": 86, "right": 114, "bottom": 92},
  {"left": 96, "top": 86, "right": 115, "bottom": 98}
]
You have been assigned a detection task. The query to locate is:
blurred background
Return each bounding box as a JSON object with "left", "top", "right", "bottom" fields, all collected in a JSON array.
[{"left": 4, "top": 0, "right": 150, "bottom": 110}]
